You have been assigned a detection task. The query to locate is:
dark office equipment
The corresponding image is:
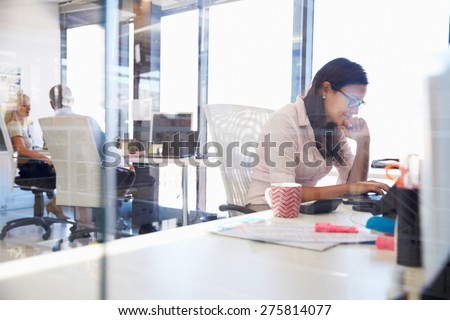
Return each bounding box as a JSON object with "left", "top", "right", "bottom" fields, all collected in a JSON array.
[
  {"left": 152, "top": 112, "right": 192, "bottom": 143},
  {"left": 116, "top": 138, "right": 159, "bottom": 232},
  {"left": 343, "top": 192, "right": 384, "bottom": 206},
  {"left": 396, "top": 188, "right": 421, "bottom": 267},
  {"left": 352, "top": 204, "right": 374, "bottom": 212},
  {"left": 151, "top": 112, "right": 197, "bottom": 157},
  {"left": 161, "top": 131, "right": 199, "bottom": 157},
  {"left": 371, "top": 158, "right": 400, "bottom": 168},
  {"left": 344, "top": 184, "right": 398, "bottom": 219},
  {"left": 130, "top": 165, "right": 158, "bottom": 234},
  {"left": 300, "top": 199, "right": 342, "bottom": 214}
]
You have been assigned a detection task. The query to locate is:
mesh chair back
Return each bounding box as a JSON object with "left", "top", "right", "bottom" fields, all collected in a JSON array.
[
  {"left": 39, "top": 116, "right": 103, "bottom": 208},
  {"left": 204, "top": 104, "right": 273, "bottom": 210}
]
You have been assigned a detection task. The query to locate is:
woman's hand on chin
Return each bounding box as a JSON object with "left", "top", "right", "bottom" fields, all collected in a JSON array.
[{"left": 340, "top": 117, "right": 370, "bottom": 142}]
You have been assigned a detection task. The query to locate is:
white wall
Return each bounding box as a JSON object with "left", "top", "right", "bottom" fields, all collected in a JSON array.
[
  {"left": 0, "top": 0, "right": 60, "bottom": 208},
  {"left": 0, "top": 0, "right": 61, "bottom": 147},
  {"left": 312, "top": 0, "right": 449, "bottom": 161}
]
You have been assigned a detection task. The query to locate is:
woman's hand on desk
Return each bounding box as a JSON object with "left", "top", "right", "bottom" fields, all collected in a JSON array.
[
  {"left": 347, "top": 180, "right": 390, "bottom": 195},
  {"left": 301, "top": 181, "right": 390, "bottom": 202}
]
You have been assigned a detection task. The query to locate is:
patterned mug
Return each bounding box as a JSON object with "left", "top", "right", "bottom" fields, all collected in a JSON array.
[{"left": 264, "top": 182, "right": 302, "bottom": 218}]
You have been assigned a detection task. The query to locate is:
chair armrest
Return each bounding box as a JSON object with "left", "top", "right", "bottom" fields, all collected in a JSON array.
[{"left": 218, "top": 203, "right": 255, "bottom": 214}]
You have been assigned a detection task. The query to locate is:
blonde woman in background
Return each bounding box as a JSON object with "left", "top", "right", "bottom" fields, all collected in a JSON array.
[{"left": 4, "top": 92, "right": 69, "bottom": 219}]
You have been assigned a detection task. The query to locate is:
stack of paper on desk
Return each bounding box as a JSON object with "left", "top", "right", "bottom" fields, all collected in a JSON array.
[{"left": 210, "top": 216, "right": 377, "bottom": 252}]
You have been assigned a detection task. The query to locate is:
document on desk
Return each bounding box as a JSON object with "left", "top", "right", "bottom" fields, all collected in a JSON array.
[{"left": 210, "top": 217, "right": 377, "bottom": 251}]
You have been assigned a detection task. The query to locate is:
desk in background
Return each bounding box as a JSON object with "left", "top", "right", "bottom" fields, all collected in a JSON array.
[
  {"left": 130, "top": 154, "right": 188, "bottom": 227},
  {"left": 0, "top": 204, "right": 404, "bottom": 299},
  {"left": 129, "top": 153, "right": 208, "bottom": 227}
]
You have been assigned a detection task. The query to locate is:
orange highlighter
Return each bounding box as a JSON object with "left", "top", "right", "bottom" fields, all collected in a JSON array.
[{"left": 315, "top": 222, "right": 358, "bottom": 233}]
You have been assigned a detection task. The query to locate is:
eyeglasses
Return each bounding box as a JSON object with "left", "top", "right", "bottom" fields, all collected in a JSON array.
[{"left": 336, "top": 89, "right": 365, "bottom": 109}]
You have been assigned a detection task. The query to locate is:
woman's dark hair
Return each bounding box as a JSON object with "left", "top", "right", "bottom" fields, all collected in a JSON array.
[{"left": 303, "top": 57, "right": 368, "bottom": 163}]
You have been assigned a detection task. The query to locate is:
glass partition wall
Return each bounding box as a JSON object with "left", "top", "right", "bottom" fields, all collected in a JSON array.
[
  {"left": 0, "top": 0, "right": 448, "bottom": 299},
  {"left": 0, "top": 0, "right": 310, "bottom": 298},
  {"left": 60, "top": 0, "right": 311, "bottom": 229}
]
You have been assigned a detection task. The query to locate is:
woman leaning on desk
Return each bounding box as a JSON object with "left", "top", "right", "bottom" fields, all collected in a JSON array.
[
  {"left": 4, "top": 92, "right": 69, "bottom": 220},
  {"left": 245, "top": 57, "right": 390, "bottom": 211}
]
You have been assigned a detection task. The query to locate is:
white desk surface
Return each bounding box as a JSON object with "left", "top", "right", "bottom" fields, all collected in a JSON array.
[{"left": 0, "top": 205, "right": 402, "bottom": 299}]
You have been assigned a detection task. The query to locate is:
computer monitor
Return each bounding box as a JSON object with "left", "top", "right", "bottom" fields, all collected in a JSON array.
[
  {"left": 151, "top": 112, "right": 197, "bottom": 157},
  {"left": 151, "top": 112, "right": 192, "bottom": 143}
]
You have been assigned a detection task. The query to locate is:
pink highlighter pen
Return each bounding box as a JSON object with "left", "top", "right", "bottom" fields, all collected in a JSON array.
[{"left": 315, "top": 222, "right": 359, "bottom": 233}]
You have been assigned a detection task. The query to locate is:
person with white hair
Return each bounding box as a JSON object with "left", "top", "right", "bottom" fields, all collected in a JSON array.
[
  {"left": 48, "top": 84, "right": 138, "bottom": 227},
  {"left": 4, "top": 91, "right": 69, "bottom": 219},
  {"left": 49, "top": 84, "right": 105, "bottom": 153}
]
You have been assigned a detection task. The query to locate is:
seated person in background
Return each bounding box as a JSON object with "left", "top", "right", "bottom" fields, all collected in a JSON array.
[
  {"left": 49, "top": 84, "right": 136, "bottom": 226},
  {"left": 4, "top": 92, "right": 69, "bottom": 219},
  {"left": 245, "top": 57, "right": 390, "bottom": 211}
]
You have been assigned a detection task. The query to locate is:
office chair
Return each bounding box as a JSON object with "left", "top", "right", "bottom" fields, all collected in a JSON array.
[
  {"left": 0, "top": 116, "right": 74, "bottom": 241},
  {"left": 204, "top": 104, "right": 274, "bottom": 216},
  {"left": 39, "top": 116, "right": 133, "bottom": 242}
]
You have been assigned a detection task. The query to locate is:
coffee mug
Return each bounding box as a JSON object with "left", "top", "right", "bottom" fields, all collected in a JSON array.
[{"left": 264, "top": 182, "right": 302, "bottom": 218}]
